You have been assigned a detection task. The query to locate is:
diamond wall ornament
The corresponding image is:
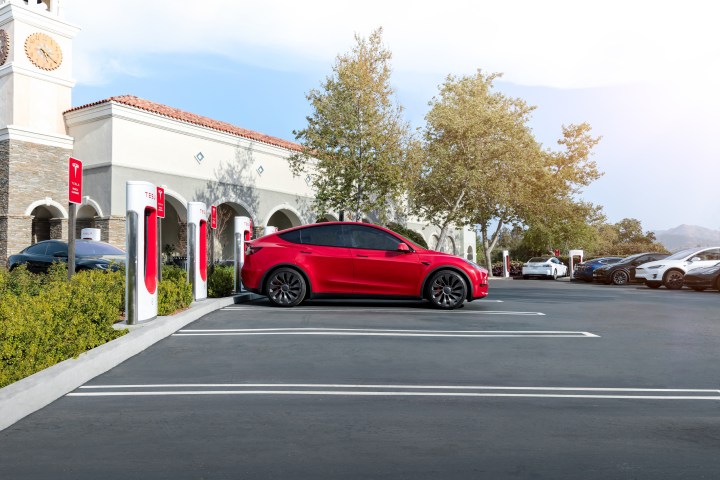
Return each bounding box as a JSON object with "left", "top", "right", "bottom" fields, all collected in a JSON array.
[
  {"left": 256, "top": 165, "right": 264, "bottom": 175},
  {"left": 195, "top": 152, "right": 204, "bottom": 163},
  {"left": 305, "top": 175, "right": 312, "bottom": 185}
]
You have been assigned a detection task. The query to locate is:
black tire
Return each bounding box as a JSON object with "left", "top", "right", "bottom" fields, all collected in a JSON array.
[
  {"left": 646, "top": 281, "right": 662, "bottom": 289},
  {"left": 551, "top": 269, "right": 558, "bottom": 280},
  {"left": 265, "top": 268, "right": 306, "bottom": 307},
  {"left": 611, "top": 270, "right": 630, "bottom": 286},
  {"left": 690, "top": 286, "right": 706, "bottom": 292},
  {"left": 663, "top": 270, "right": 684, "bottom": 290},
  {"left": 427, "top": 270, "right": 467, "bottom": 310}
]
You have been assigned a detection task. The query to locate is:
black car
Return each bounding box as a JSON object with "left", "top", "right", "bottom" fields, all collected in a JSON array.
[
  {"left": 573, "top": 257, "right": 623, "bottom": 282},
  {"left": 683, "top": 262, "right": 720, "bottom": 292},
  {"left": 592, "top": 252, "right": 669, "bottom": 285},
  {"left": 8, "top": 240, "right": 125, "bottom": 273}
]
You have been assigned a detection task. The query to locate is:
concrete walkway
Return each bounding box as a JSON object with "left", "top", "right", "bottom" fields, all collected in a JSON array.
[{"left": 0, "top": 293, "right": 261, "bottom": 431}]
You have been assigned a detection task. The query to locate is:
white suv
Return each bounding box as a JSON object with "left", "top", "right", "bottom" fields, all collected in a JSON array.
[{"left": 635, "top": 246, "right": 720, "bottom": 290}]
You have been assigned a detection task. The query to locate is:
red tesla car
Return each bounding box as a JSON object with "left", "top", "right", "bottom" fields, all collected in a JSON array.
[{"left": 241, "top": 222, "right": 489, "bottom": 309}]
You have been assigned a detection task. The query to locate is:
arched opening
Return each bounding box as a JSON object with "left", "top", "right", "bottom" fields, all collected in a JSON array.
[
  {"left": 30, "top": 206, "right": 54, "bottom": 243},
  {"left": 431, "top": 234, "right": 439, "bottom": 251},
  {"left": 467, "top": 246, "right": 474, "bottom": 261},
  {"left": 266, "top": 208, "right": 301, "bottom": 231},
  {"left": 160, "top": 195, "right": 188, "bottom": 264},
  {"left": 317, "top": 213, "right": 338, "bottom": 223},
  {"left": 76, "top": 204, "right": 98, "bottom": 239},
  {"left": 215, "top": 202, "right": 253, "bottom": 261}
]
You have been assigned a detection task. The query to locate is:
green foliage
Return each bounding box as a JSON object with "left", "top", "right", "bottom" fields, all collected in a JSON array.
[
  {"left": 157, "top": 274, "right": 193, "bottom": 316},
  {"left": 0, "top": 267, "right": 126, "bottom": 388},
  {"left": 386, "top": 222, "right": 428, "bottom": 249},
  {"left": 208, "top": 265, "right": 234, "bottom": 298},
  {"left": 161, "top": 264, "right": 187, "bottom": 283},
  {"left": 289, "top": 27, "right": 412, "bottom": 222}
]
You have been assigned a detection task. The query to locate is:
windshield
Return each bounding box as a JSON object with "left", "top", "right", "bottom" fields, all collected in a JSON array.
[
  {"left": 665, "top": 247, "right": 701, "bottom": 261},
  {"left": 618, "top": 253, "right": 644, "bottom": 264},
  {"left": 76, "top": 241, "right": 125, "bottom": 256}
]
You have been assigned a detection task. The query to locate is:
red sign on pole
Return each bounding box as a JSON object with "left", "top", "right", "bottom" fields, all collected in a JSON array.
[
  {"left": 211, "top": 205, "right": 217, "bottom": 229},
  {"left": 68, "top": 157, "right": 83, "bottom": 204},
  {"left": 156, "top": 187, "right": 165, "bottom": 218}
]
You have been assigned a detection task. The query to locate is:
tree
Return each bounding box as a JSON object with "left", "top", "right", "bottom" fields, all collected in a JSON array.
[
  {"left": 412, "top": 71, "right": 542, "bottom": 269},
  {"left": 288, "top": 28, "right": 412, "bottom": 222}
]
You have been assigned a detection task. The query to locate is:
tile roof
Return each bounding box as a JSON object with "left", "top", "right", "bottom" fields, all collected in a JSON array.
[{"left": 64, "top": 95, "right": 303, "bottom": 152}]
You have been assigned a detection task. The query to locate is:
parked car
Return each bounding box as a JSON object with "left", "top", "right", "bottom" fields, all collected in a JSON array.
[
  {"left": 522, "top": 256, "right": 568, "bottom": 280},
  {"left": 592, "top": 252, "right": 669, "bottom": 285},
  {"left": 241, "top": 222, "right": 489, "bottom": 309},
  {"left": 572, "top": 257, "right": 623, "bottom": 282},
  {"left": 7, "top": 240, "right": 125, "bottom": 273},
  {"left": 635, "top": 246, "right": 720, "bottom": 290},
  {"left": 682, "top": 262, "right": 720, "bottom": 292}
]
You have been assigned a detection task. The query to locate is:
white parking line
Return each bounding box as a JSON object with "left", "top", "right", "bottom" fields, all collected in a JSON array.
[
  {"left": 69, "top": 383, "right": 720, "bottom": 400},
  {"left": 221, "top": 307, "right": 542, "bottom": 316},
  {"left": 172, "top": 328, "right": 598, "bottom": 338}
]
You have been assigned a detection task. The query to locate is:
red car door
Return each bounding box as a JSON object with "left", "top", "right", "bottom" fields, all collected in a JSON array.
[
  {"left": 291, "top": 224, "right": 354, "bottom": 294},
  {"left": 345, "top": 225, "right": 423, "bottom": 297}
]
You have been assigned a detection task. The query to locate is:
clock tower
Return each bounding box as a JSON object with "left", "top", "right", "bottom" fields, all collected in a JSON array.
[{"left": 0, "top": 0, "right": 79, "bottom": 267}]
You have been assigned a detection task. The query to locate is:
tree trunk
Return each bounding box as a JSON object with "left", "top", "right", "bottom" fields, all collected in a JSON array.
[
  {"left": 434, "top": 189, "right": 466, "bottom": 251},
  {"left": 480, "top": 220, "right": 504, "bottom": 275}
]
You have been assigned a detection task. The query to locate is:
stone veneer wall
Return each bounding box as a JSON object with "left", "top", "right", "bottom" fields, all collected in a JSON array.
[
  {"left": 95, "top": 216, "right": 126, "bottom": 250},
  {"left": 0, "top": 139, "right": 72, "bottom": 267}
]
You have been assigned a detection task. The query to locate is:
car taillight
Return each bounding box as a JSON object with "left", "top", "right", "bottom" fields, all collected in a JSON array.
[{"left": 245, "top": 244, "right": 262, "bottom": 256}]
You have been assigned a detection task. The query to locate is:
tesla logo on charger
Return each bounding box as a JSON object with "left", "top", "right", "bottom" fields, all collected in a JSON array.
[
  {"left": 211, "top": 206, "right": 217, "bottom": 229},
  {"left": 68, "top": 157, "right": 83, "bottom": 204},
  {"left": 157, "top": 187, "right": 165, "bottom": 218}
]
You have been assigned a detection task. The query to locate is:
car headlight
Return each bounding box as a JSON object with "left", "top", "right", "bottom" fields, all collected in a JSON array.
[
  {"left": 648, "top": 265, "right": 664, "bottom": 269},
  {"left": 462, "top": 259, "right": 484, "bottom": 271},
  {"left": 95, "top": 263, "right": 109, "bottom": 270}
]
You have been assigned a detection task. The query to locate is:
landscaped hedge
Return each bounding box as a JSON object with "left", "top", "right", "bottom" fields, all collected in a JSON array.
[
  {"left": 208, "top": 265, "right": 234, "bottom": 298},
  {"left": 158, "top": 264, "right": 193, "bottom": 315},
  {"left": 0, "top": 264, "right": 126, "bottom": 388}
]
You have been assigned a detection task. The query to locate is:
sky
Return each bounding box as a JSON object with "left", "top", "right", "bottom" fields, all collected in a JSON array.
[{"left": 62, "top": 0, "right": 720, "bottom": 232}]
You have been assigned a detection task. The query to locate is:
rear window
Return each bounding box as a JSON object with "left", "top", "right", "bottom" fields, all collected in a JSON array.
[
  {"left": 278, "top": 225, "right": 347, "bottom": 248},
  {"left": 528, "top": 257, "right": 550, "bottom": 262}
]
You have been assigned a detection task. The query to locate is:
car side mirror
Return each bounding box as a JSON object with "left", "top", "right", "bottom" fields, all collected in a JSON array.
[
  {"left": 397, "top": 243, "right": 411, "bottom": 253},
  {"left": 689, "top": 256, "right": 701, "bottom": 262}
]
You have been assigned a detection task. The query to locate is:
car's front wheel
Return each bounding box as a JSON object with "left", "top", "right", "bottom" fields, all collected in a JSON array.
[
  {"left": 427, "top": 270, "right": 467, "bottom": 310},
  {"left": 611, "top": 270, "right": 629, "bottom": 285},
  {"left": 663, "top": 270, "right": 684, "bottom": 290},
  {"left": 265, "top": 268, "right": 306, "bottom": 307}
]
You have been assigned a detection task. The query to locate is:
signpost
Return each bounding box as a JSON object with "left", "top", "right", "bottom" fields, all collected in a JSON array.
[
  {"left": 157, "top": 186, "right": 165, "bottom": 282},
  {"left": 68, "top": 158, "right": 83, "bottom": 280},
  {"left": 210, "top": 205, "right": 217, "bottom": 274}
]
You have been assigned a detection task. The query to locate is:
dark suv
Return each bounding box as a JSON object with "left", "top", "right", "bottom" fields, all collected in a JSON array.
[
  {"left": 8, "top": 240, "right": 125, "bottom": 273},
  {"left": 592, "top": 252, "right": 669, "bottom": 285}
]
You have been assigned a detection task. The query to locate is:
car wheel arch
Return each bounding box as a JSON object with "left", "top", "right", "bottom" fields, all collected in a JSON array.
[
  {"left": 259, "top": 264, "right": 313, "bottom": 297},
  {"left": 420, "top": 265, "right": 473, "bottom": 300}
]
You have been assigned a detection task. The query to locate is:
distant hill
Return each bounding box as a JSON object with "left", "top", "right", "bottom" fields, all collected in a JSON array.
[{"left": 653, "top": 225, "right": 720, "bottom": 251}]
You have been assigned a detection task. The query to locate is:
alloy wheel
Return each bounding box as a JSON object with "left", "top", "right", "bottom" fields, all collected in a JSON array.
[
  {"left": 428, "top": 271, "right": 467, "bottom": 309},
  {"left": 611, "top": 270, "right": 629, "bottom": 285},
  {"left": 266, "top": 268, "right": 306, "bottom": 307},
  {"left": 663, "top": 270, "right": 684, "bottom": 290}
]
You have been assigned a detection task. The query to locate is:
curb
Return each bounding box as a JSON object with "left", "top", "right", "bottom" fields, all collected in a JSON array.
[{"left": 0, "top": 292, "right": 262, "bottom": 432}]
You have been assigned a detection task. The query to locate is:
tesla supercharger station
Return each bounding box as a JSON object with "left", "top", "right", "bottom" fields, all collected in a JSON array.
[
  {"left": 263, "top": 225, "right": 278, "bottom": 236},
  {"left": 502, "top": 250, "right": 511, "bottom": 278},
  {"left": 126, "top": 181, "right": 158, "bottom": 324},
  {"left": 569, "top": 249, "right": 584, "bottom": 278},
  {"left": 187, "top": 202, "right": 208, "bottom": 301},
  {"left": 234, "top": 216, "right": 253, "bottom": 292}
]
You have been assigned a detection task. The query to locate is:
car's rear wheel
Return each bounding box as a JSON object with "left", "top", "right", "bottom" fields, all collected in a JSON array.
[
  {"left": 663, "top": 270, "right": 684, "bottom": 290},
  {"left": 611, "top": 270, "right": 629, "bottom": 285},
  {"left": 427, "top": 270, "right": 467, "bottom": 310},
  {"left": 550, "top": 269, "right": 558, "bottom": 280},
  {"left": 646, "top": 281, "right": 662, "bottom": 289},
  {"left": 265, "top": 268, "right": 306, "bottom": 307}
]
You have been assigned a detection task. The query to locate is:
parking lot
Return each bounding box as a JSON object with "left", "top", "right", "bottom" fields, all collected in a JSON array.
[{"left": 1, "top": 280, "right": 719, "bottom": 479}]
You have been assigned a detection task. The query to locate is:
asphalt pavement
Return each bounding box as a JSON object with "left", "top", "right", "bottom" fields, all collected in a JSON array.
[{"left": 1, "top": 279, "right": 719, "bottom": 479}]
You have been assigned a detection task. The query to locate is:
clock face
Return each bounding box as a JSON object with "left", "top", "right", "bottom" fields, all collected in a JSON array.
[
  {"left": 0, "top": 29, "right": 9, "bottom": 66},
  {"left": 25, "top": 32, "right": 63, "bottom": 71}
]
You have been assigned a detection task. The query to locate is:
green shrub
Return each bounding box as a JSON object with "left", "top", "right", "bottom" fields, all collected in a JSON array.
[
  {"left": 157, "top": 275, "right": 193, "bottom": 316},
  {"left": 208, "top": 265, "right": 234, "bottom": 298},
  {"left": 161, "top": 264, "right": 187, "bottom": 283},
  {"left": 0, "top": 268, "right": 126, "bottom": 388}
]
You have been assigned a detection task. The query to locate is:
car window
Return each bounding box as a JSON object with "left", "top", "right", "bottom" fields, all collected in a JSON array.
[
  {"left": 278, "top": 229, "right": 301, "bottom": 244},
  {"left": 347, "top": 225, "right": 402, "bottom": 251},
  {"left": 528, "top": 257, "right": 550, "bottom": 263},
  {"left": 296, "top": 225, "right": 347, "bottom": 248},
  {"left": 45, "top": 242, "right": 67, "bottom": 256},
  {"left": 75, "top": 242, "right": 125, "bottom": 256},
  {"left": 695, "top": 248, "right": 720, "bottom": 261},
  {"left": 24, "top": 243, "right": 48, "bottom": 255}
]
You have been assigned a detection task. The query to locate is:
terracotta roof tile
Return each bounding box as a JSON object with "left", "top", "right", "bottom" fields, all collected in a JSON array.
[{"left": 64, "top": 95, "right": 302, "bottom": 152}]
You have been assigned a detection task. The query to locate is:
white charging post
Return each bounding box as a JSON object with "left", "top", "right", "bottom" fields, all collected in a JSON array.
[
  {"left": 187, "top": 202, "right": 208, "bottom": 301},
  {"left": 263, "top": 225, "right": 278, "bottom": 236},
  {"left": 569, "top": 249, "right": 584, "bottom": 278},
  {"left": 502, "top": 250, "right": 511, "bottom": 278},
  {"left": 234, "top": 216, "right": 253, "bottom": 292},
  {"left": 125, "top": 181, "right": 159, "bottom": 324}
]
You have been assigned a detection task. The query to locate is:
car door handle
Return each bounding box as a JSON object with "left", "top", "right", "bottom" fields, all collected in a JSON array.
[
  {"left": 356, "top": 254, "right": 369, "bottom": 258},
  {"left": 300, "top": 250, "right": 313, "bottom": 254}
]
